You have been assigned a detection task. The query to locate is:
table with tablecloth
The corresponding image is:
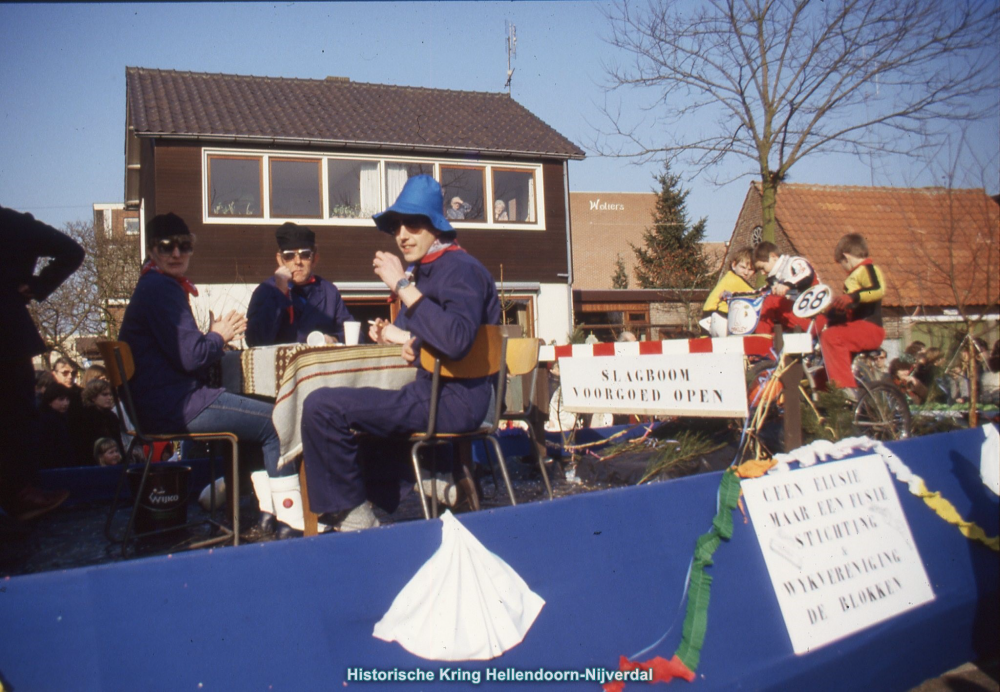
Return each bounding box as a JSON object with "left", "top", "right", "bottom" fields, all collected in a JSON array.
[{"left": 224, "top": 344, "right": 417, "bottom": 470}]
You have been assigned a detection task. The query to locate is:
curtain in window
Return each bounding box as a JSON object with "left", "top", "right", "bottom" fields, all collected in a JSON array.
[
  {"left": 527, "top": 177, "right": 536, "bottom": 223},
  {"left": 359, "top": 162, "right": 380, "bottom": 217},
  {"left": 386, "top": 164, "right": 411, "bottom": 206}
]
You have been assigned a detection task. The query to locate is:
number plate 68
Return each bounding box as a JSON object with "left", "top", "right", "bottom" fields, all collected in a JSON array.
[{"left": 792, "top": 284, "right": 832, "bottom": 318}]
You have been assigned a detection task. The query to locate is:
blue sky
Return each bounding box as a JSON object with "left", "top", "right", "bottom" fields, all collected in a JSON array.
[{"left": 1, "top": 2, "right": 997, "bottom": 242}]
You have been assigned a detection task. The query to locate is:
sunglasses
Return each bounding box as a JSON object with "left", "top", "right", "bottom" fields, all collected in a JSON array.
[
  {"left": 155, "top": 239, "right": 194, "bottom": 254},
  {"left": 281, "top": 249, "right": 315, "bottom": 261}
]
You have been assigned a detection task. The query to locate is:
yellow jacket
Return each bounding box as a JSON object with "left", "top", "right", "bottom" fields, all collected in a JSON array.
[{"left": 703, "top": 271, "right": 754, "bottom": 315}]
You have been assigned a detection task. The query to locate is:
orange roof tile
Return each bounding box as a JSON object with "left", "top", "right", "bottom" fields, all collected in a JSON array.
[{"left": 761, "top": 183, "right": 999, "bottom": 308}]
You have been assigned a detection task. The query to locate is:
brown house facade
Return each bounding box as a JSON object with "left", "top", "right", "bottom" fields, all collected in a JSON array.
[
  {"left": 725, "top": 183, "right": 1000, "bottom": 353},
  {"left": 124, "top": 67, "right": 584, "bottom": 342}
]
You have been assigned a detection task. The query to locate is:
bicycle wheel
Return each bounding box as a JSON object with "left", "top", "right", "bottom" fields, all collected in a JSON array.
[{"left": 853, "top": 383, "right": 912, "bottom": 440}]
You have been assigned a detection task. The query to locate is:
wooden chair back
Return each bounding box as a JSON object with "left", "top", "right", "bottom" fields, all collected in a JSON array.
[
  {"left": 96, "top": 340, "right": 136, "bottom": 387},
  {"left": 505, "top": 337, "right": 541, "bottom": 377},
  {"left": 419, "top": 325, "right": 504, "bottom": 379}
]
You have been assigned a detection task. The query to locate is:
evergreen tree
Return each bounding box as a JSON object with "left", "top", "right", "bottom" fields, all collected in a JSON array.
[
  {"left": 611, "top": 253, "right": 630, "bottom": 289},
  {"left": 631, "top": 163, "right": 711, "bottom": 289}
]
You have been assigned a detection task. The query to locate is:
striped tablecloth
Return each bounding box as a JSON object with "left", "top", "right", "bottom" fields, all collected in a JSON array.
[{"left": 237, "top": 345, "right": 417, "bottom": 470}]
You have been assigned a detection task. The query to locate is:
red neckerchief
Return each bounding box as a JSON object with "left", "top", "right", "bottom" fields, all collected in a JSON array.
[
  {"left": 141, "top": 259, "right": 199, "bottom": 297},
  {"left": 419, "top": 242, "right": 465, "bottom": 265},
  {"left": 286, "top": 275, "right": 317, "bottom": 324}
]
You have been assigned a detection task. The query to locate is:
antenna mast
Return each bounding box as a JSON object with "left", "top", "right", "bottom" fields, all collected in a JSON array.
[{"left": 505, "top": 22, "right": 517, "bottom": 94}]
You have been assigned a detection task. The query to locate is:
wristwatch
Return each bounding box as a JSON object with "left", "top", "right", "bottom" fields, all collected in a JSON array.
[{"left": 394, "top": 277, "right": 412, "bottom": 293}]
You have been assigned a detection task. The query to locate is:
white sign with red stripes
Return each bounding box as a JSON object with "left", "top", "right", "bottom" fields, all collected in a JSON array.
[{"left": 558, "top": 352, "right": 748, "bottom": 417}]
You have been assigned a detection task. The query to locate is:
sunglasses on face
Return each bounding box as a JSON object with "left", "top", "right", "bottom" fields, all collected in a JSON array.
[
  {"left": 281, "top": 249, "right": 315, "bottom": 261},
  {"left": 155, "top": 239, "right": 194, "bottom": 254}
]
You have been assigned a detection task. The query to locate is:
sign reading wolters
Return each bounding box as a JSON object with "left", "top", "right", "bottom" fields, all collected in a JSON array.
[{"left": 558, "top": 353, "right": 748, "bottom": 417}]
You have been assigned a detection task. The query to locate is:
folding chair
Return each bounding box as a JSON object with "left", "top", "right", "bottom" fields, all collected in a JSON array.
[
  {"left": 412, "top": 325, "right": 517, "bottom": 519},
  {"left": 97, "top": 341, "right": 239, "bottom": 557},
  {"left": 500, "top": 337, "right": 553, "bottom": 500}
]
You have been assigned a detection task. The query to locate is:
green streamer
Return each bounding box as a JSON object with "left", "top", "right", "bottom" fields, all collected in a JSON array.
[{"left": 674, "top": 469, "right": 741, "bottom": 671}]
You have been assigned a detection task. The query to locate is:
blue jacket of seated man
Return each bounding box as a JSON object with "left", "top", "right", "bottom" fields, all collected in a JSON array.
[
  {"left": 118, "top": 270, "right": 224, "bottom": 433},
  {"left": 396, "top": 250, "right": 501, "bottom": 381},
  {"left": 245, "top": 275, "right": 354, "bottom": 346},
  {"left": 300, "top": 247, "right": 501, "bottom": 515}
]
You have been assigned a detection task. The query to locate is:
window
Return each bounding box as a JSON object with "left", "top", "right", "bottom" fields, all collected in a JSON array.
[
  {"left": 124, "top": 218, "right": 139, "bottom": 236},
  {"left": 441, "top": 165, "right": 485, "bottom": 222},
  {"left": 492, "top": 169, "right": 536, "bottom": 223},
  {"left": 202, "top": 149, "right": 543, "bottom": 229},
  {"left": 385, "top": 161, "right": 434, "bottom": 207},
  {"left": 270, "top": 158, "right": 321, "bottom": 218},
  {"left": 327, "top": 159, "right": 381, "bottom": 219},
  {"left": 208, "top": 156, "right": 262, "bottom": 217}
]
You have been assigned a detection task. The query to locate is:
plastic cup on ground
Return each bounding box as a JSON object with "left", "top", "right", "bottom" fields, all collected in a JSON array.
[{"left": 343, "top": 321, "right": 361, "bottom": 346}]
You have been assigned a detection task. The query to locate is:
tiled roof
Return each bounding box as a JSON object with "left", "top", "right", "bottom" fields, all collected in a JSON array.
[
  {"left": 763, "top": 183, "right": 999, "bottom": 308},
  {"left": 125, "top": 67, "right": 584, "bottom": 159}
]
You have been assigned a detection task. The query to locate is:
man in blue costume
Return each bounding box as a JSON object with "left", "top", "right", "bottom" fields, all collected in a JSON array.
[
  {"left": 245, "top": 222, "right": 354, "bottom": 346},
  {"left": 300, "top": 175, "right": 501, "bottom": 531}
]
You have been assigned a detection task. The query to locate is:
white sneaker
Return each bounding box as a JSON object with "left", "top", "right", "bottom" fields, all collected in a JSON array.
[
  {"left": 415, "top": 473, "right": 459, "bottom": 507},
  {"left": 319, "top": 502, "right": 379, "bottom": 533}
]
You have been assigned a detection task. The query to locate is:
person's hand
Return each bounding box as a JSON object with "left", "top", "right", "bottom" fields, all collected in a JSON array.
[
  {"left": 372, "top": 251, "right": 405, "bottom": 291},
  {"left": 274, "top": 266, "right": 293, "bottom": 294},
  {"left": 209, "top": 309, "right": 247, "bottom": 344},
  {"left": 401, "top": 337, "right": 417, "bottom": 365},
  {"left": 368, "top": 318, "right": 390, "bottom": 343},
  {"left": 382, "top": 323, "right": 411, "bottom": 345},
  {"left": 324, "top": 334, "right": 339, "bottom": 345},
  {"left": 831, "top": 294, "right": 853, "bottom": 311},
  {"left": 773, "top": 283, "right": 789, "bottom": 297}
]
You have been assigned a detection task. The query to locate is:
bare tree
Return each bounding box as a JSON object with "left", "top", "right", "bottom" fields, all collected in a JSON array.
[
  {"left": 890, "top": 131, "right": 999, "bottom": 425},
  {"left": 597, "top": 0, "right": 999, "bottom": 243},
  {"left": 29, "top": 220, "right": 140, "bottom": 366}
]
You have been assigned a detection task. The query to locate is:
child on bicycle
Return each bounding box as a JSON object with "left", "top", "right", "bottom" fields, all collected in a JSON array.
[
  {"left": 752, "top": 241, "right": 821, "bottom": 334},
  {"left": 701, "top": 246, "right": 755, "bottom": 337},
  {"left": 820, "top": 233, "right": 886, "bottom": 398}
]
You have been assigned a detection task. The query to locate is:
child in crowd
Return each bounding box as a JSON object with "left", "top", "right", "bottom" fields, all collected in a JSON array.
[
  {"left": 820, "top": 233, "right": 886, "bottom": 398},
  {"left": 887, "top": 358, "right": 928, "bottom": 404},
  {"left": 945, "top": 347, "right": 972, "bottom": 404},
  {"left": 75, "top": 379, "right": 123, "bottom": 466},
  {"left": 701, "top": 246, "right": 755, "bottom": 337},
  {"left": 752, "top": 241, "right": 821, "bottom": 334},
  {"left": 79, "top": 364, "right": 108, "bottom": 388},
  {"left": 38, "top": 382, "right": 77, "bottom": 468},
  {"left": 93, "top": 437, "right": 123, "bottom": 466}
]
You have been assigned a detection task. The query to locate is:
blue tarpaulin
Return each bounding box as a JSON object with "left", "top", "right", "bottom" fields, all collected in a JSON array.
[{"left": 1, "top": 427, "right": 996, "bottom": 691}]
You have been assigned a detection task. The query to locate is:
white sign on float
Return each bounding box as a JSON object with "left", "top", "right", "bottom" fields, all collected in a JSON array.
[
  {"left": 741, "top": 456, "right": 935, "bottom": 655},
  {"left": 558, "top": 353, "right": 747, "bottom": 417}
]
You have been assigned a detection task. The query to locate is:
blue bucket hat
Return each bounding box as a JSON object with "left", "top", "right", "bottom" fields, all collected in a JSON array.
[{"left": 373, "top": 175, "right": 456, "bottom": 235}]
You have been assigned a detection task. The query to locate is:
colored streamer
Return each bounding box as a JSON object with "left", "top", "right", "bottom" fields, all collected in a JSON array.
[
  {"left": 914, "top": 480, "right": 999, "bottom": 552},
  {"left": 604, "top": 469, "right": 741, "bottom": 690}
]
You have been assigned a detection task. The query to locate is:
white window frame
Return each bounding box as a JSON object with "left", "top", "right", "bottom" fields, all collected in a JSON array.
[{"left": 201, "top": 147, "right": 545, "bottom": 230}]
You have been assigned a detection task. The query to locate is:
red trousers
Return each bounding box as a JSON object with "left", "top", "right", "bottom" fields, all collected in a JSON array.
[
  {"left": 820, "top": 320, "right": 885, "bottom": 389},
  {"left": 754, "top": 294, "right": 824, "bottom": 335}
]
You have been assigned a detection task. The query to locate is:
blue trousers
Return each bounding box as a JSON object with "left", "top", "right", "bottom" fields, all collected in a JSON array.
[
  {"left": 301, "top": 377, "right": 490, "bottom": 515},
  {"left": 184, "top": 392, "right": 285, "bottom": 477}
]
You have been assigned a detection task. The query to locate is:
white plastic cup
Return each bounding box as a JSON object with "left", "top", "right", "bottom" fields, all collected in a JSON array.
[
  {"left": 306, "top": 331, "right": 326, "bottom": 347},
  {"left": 343, "top": 321, "right": 361, "bottom": 346}
]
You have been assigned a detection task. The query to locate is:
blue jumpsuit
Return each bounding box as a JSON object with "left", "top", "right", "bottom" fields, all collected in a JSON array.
[
  {"left": 300, "top": 249, "right": 501, "bottom": 515},
  {"left": 245, "top": 275, "right": 354, "bottom": 346}
]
